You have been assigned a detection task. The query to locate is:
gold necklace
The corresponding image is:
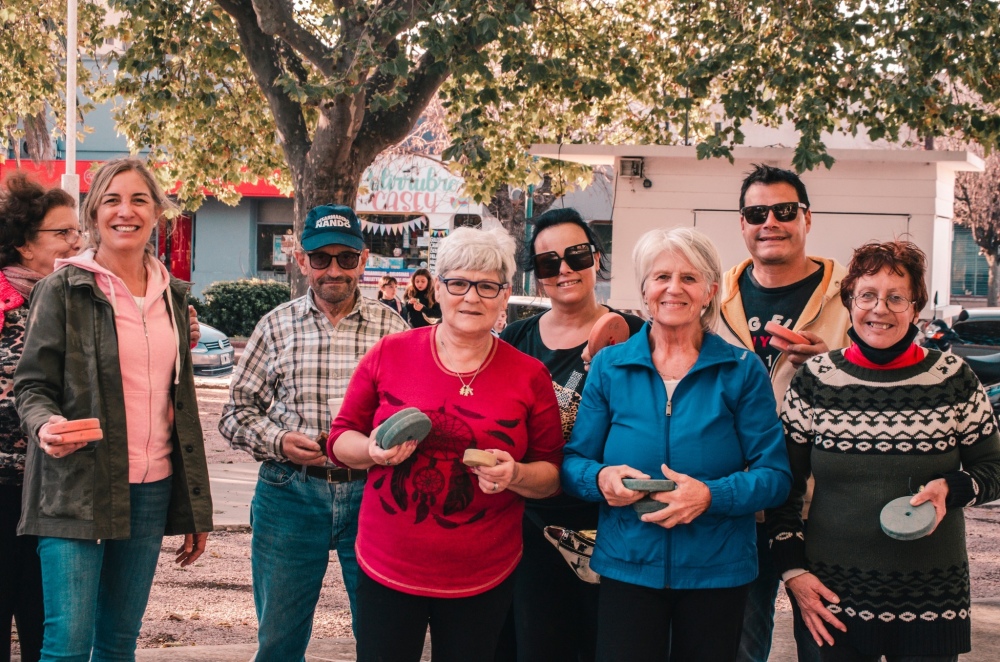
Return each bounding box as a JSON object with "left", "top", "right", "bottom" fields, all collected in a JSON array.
[{"left": 438, "top": 338, "right": 492, "bottom": 396}]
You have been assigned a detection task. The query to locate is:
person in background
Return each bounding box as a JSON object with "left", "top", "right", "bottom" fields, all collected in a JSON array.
[
  {"left": 404, "top": 267, "right": 441, "bottom": 327},
  {"left": 377, "top": 275, "right": 404, "bottom": 316},
  {"left": 718, "top": 164, "right": 851, "bottom": 662},
  {"left": 0, "top": 174, "right": 82, "bottom": 662},
  {"left": 329, "top": 227, "right": 563, "bottom": 662},
  {"left": 14, "top": 157, "right": 212, "bottom": 661},
  {"left": 561, "top": 226, "right": 791, "bottom": 661},
  {"left": 768, "top": 240, "right": 1000, "bottom": 661},
  {"left": 220, "top": 204, "right": 408, "bottom": 661},
  {"left": 495, "top": 207, "right": 645, "bottom": 662}
]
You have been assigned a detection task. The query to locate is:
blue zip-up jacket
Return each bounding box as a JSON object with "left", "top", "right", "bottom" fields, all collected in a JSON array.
[{"left": 560, "top": 326, "right": 791, "bottom": 590}]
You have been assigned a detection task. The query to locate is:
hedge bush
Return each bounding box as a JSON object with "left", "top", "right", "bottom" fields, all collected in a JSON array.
[{"left": 194, "top": 279, "right": 290, "bottom": 337}]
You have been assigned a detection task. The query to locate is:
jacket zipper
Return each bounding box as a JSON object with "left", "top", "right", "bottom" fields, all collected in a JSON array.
[{"left": 141, "top": 299, "right": 152, "bottom": 483}]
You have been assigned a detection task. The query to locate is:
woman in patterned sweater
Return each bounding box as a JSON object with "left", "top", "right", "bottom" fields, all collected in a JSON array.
[
  {"left": 0, "top": 174, "right": 83, "bottom": 662},
  {"left": 768, "top": 241, "right": 1000, "bottom": 661}
]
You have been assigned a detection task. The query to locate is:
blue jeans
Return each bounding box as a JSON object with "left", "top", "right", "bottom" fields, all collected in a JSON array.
[
  {"left": 739, "top": 522, "right": 821, "bottom": 662},
  {"left": 36, "top": 478, "right": 172, "bottom": 662},
  {"left": 250, "top": 461, "right": 364, "bottom": 662},
  {"left": 738, "top": 523, "right": 781, "bottom": 661}
]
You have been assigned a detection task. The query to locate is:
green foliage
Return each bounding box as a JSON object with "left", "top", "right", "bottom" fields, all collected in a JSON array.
[
  {"left": 0, "top": 0, "right": 105, "bottom": 157},
  {"left": 197, "top": 279, "right": 290, "bottom": 337}
]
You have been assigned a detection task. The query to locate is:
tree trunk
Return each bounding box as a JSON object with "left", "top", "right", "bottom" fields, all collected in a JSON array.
[{"left": 988, "top": 253, "right": 1000, "bottom": 307}]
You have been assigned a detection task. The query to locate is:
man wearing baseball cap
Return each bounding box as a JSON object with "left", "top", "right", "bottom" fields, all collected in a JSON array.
[{"left": 221, "top": 204, "right": 408, "bottom": 661}]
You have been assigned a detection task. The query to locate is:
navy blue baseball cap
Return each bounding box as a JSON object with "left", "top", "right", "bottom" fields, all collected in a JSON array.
[{"left": 301, "top": 205, "right": 364, "bottom": 251}]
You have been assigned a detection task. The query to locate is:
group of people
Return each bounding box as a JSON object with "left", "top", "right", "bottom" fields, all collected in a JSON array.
[{"left": 3, "top": 160, "right": 1000, "bottom": 662}]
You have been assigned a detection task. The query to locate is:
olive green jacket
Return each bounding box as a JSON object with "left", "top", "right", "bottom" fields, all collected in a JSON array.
[{"left": 14, "top": 266, "right": 213, "bottom": 539}]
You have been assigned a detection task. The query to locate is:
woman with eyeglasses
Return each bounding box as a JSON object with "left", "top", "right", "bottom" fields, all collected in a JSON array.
[
  {"left": 494, "top": 208, "right": 644, "bottom": 662},
  {"left": 561, "top": 226, "right": 791, "bottom": 661},
  {"left": 328, "top": 226, "right": 563, "bottom": 662},
  {"left": 404, "top": 266, "right": 441, "bottom": 327},
  {"left": 768, "top": 241, "right": 1000, "bottom": 662},
  {"left": 14, "top": 158, "right": 213, "bottom": 661},
  {"left": 0, "top": 173, "right": 83, "bottom": 662}
]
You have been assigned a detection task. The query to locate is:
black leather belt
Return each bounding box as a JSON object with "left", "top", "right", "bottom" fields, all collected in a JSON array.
[{"left": 288, "top": 463, "right": 367, "bottom": 483}]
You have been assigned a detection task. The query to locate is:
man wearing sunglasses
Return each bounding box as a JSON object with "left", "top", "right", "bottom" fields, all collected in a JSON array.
[
  {"left": 718, "top": 165, "right": 852, "bottom": 662},
  {"left": 220, "top": 204, "right": 408, "bottom": 661}
]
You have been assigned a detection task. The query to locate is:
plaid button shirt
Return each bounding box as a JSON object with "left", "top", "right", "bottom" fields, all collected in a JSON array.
[{"left": 219, "top": 290, "right": 409, "bottom": 462}]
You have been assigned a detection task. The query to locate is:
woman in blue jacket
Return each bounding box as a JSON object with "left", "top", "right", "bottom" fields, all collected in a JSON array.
[{"left": 561, "top": 226, "right": 791, "bottom": 662}]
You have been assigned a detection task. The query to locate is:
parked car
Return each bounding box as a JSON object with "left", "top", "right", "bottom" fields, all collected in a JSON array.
[
  {"left": 507, "top": 294, "right": 551, "bottom": 322},
  {"left": 945, "top": 308, "right": 1000, "bottom": 359},
  {"left": 191, "top": 323, "right": 235, "bottom": 376}
]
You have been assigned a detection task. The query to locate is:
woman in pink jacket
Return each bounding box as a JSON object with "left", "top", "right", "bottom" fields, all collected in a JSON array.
[{"left": 14, "top": 158, "right": 213, "bottom": 661}]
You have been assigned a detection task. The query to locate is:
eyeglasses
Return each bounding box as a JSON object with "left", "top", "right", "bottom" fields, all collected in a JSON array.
[
  {"left": 850, "top": 292, "right": 915, "bottom": 313},
  {"left": 533, "top": 242, "right": 596, "bottom": 279},
  {"left": 439, "top": 277, "right": 508, "bottom": 299},
  {"left": 307, "top": 251, "right": 362, "bottom": 270},
  {"left": 740, "top": 202, "right": 808, "bottom": 225},
  {"left": 37, "top": 228, "right": 87, "bottom": 244}
]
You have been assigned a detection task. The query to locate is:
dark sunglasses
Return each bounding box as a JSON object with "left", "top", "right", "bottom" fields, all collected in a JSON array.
[
  {"left": 307, "top": 251, "right": 362, "bottom": 270},
  {"left": 533, "top": 242, "right": 596, "bottom": 279},
  {"left": 740, "top": 202, "right": 808, "bottom": 225}
]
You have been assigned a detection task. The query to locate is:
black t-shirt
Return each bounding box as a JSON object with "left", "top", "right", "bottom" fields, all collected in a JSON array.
[
  {"left": 738, "top": 262, "right": 824, "bottom": 373},
  {"left": 501, "top": 307, "right": 646, "bottom": 520}
]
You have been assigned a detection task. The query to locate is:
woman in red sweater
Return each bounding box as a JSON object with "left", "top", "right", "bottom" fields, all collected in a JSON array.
[{"left": 329, "top": 226, "right": 564, "bottom": 662}]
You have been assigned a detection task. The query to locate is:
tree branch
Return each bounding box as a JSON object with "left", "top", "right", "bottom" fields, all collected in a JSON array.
[
  {"left": 216, "top": 0, "right": 310, "bottom": 175},
  {"left": 249, "top": 0, "right": 336, "bottom": 77}
]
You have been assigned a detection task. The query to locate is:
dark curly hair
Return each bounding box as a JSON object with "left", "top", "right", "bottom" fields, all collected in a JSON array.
[
  {"left": 840, "top": 240, "right": 928, "bottom": 313},
  {"left": 0, "top": 173, "right": 76, "bottom": 268}
]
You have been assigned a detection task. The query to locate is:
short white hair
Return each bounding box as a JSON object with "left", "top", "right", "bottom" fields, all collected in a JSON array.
[
  {"left": 632, "top": 226, "right": 722, "bottom": 332},
  {"left": 435, "top": 226, "right": 517, "bottom": 283}
]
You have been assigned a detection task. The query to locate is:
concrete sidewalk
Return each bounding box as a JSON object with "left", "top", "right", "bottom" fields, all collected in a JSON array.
[{"left": 70, "top": 605, "right": 1000, "bottom": 661}]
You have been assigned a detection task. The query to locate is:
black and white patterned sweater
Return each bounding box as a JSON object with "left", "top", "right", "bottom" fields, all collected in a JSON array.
[{"left": 767, "top": 348, "right": 1000, "bottom": 656}]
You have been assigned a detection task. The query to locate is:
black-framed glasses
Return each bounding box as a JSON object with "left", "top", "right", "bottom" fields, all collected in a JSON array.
[
  {"left": 307, "top": 251, "right": 362, "bottom": 270},
  {"left": 850, "top": 292, "right": 915, "bottom": 313},
  {"left": 439, "top": 277, "right": 508, "bottom": 299},
  {"left": 37, "top": 228, "right": 87, "bottom": 244},
  {"left": 740, "top": 202, "right": 808, "bottom": 225},
  {"left": 533, "top": 242, "right": 596, "bottom": 279}
]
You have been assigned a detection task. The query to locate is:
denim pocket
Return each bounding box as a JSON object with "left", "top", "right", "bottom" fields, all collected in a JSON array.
[
  {"left": 39, "top": 448, "right": 96, "bottom": 520},
  {"left": 259, "top": 460, "right": 296, "bottom": 487}
]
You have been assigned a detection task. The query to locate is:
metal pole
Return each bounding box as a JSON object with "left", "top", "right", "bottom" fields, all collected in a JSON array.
[
  {"left": 523, "top": 183, "right": 535, "bottom": 295},
  {"left": 60, "top": 0, "right": 80, "bottom": 206}
]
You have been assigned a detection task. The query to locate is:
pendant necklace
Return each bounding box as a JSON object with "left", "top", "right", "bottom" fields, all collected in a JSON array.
[{"left": 439, "top": 338, "right": 491, "bottom": 396}]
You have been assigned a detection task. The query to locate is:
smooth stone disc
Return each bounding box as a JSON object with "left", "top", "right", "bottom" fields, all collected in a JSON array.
[
  {"left": 880, "top": 496, "right": 936, "bottom": 541},
  {"left": 463, "top": 448, "right": 498, "bottom": 467},
  {"left": 622, "top": 478, "right": 676, "bottom": 492},
  {"left": 632, "top": 497, "right": 668, "bottom": 515},
  {"left": 48, "top": 418, "right": 101, "bottom": 434},
  {"left": 587, "top": 312, "right": 630, "bottom": 357},
  {"left": 375, "top": 408, "right": 432, "bottom": 450}
]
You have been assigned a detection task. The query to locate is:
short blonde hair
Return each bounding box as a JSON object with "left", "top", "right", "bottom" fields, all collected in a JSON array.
[
  {"left": 435, "top": 226, "right": 516, "bottom": 283},
  {"left": 81, "top": 158, "right": 178, "bottom": 249},
  {"left": 632, "top": 226, "right": 722, "bottom": 332}
]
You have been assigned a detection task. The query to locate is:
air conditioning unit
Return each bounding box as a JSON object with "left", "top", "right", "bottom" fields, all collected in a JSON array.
[{"left": 619, "top": 157, "right": 644, "bottom": 178}]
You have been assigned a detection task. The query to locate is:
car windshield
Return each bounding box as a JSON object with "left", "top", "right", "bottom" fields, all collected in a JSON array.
[{"left": 954, "top": 320, "right": 1000, "bottom": 346}]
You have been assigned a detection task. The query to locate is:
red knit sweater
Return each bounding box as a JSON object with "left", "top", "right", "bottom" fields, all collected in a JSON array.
[{"left": 329, "top": 326, "right": 564, "bottom": 597}]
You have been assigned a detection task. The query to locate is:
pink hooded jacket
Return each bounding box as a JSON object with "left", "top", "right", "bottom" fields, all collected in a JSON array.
[{"left": 55, "top": 249, "right": 179, "bottom": 483}]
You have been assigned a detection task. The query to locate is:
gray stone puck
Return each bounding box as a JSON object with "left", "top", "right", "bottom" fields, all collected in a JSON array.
[
  {"left": 880, "top": 496, "right": 936, "bottom": 541},
  {"left": 375, "top": 408, "right": 432, "bottom": 450},
  {"left": 632, "top": 497, "right": 669, "bottom": 515},
  {"left": 622, "top": 478, "right": 676, "bottom": 492}
]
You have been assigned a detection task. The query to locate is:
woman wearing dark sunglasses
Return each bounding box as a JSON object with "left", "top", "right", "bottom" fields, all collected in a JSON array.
[
  {"left": 496, "top": 208, "right": 644, "bottom": 662},
  {"left": 328, "top": 226, "right": 563, "bottom": 662}
]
